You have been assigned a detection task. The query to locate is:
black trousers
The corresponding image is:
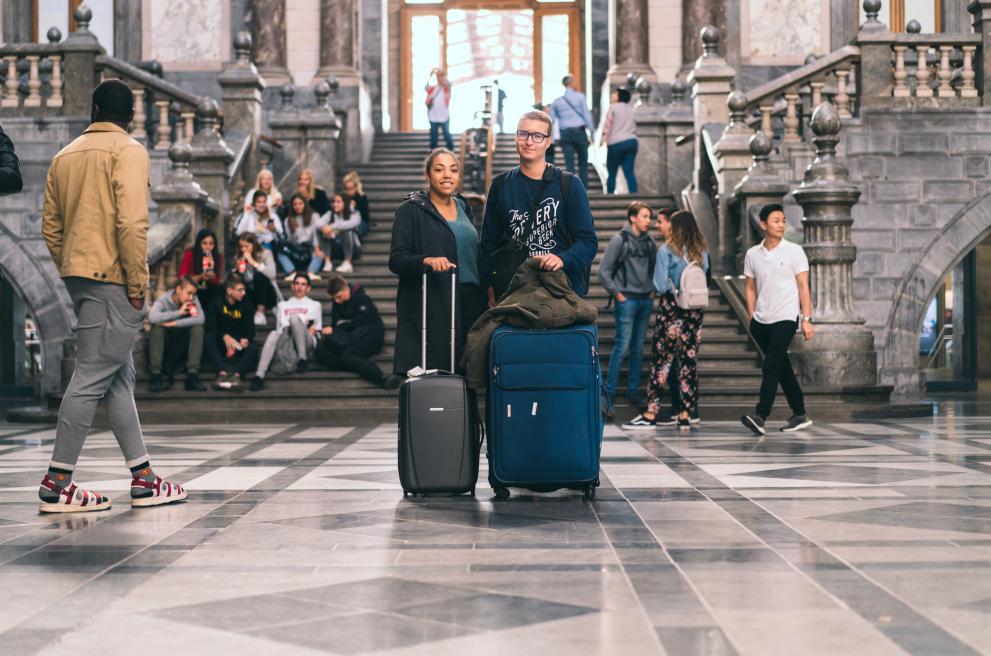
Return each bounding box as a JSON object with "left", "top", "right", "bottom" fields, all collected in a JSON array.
[
  {"left": 315, "top": 325, "right": 386, "bottom": 385},
  {"left": 204, "top": 333, "right": 260, "bottom": 377},
  {"left": 750, "top": 319, "right": 806, "bottom": 418},
  {"left": 246, "top": 271, "right": 277, "bottom": 310}
]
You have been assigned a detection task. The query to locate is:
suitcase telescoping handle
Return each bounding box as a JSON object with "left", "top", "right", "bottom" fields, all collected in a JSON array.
[{"left": 421, "top": 267, "right": 457, "bottom": 373}]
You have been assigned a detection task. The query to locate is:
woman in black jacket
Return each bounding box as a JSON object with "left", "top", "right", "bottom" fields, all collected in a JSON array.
[{"left": 389, "top": 148, "right": 481, "bottom": 376}]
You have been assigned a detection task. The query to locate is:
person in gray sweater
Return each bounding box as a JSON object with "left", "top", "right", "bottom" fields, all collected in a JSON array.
[
  {"left": 600, "top": 88, "right": 639, "bottom": 194},
  {"left": 598, "top": 201, "right": 656, "bottom": 416},
  {"left": 148, "top": 276, "right": 206, "bottom": 392}
]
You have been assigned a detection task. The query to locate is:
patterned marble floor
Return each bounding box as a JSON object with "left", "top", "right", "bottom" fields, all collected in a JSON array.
[{"left": 0, "top": 416, "right": 989, "bottom": 656}]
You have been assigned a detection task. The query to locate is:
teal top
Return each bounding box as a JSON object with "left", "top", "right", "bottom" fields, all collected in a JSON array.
[{"left": 449, "top": 203, "right": 480, "bottom": 287}]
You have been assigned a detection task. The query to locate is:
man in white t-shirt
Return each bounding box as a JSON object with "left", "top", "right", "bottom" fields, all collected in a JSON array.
[
  {"left": 741, "top": 204, "right": 815, "bottom": 435},
  {"left": 250, "top": 272, "right": 329, "bottom": 390},
  {"left": 425, "top": 68, "right": 454, "bottom": 150}
]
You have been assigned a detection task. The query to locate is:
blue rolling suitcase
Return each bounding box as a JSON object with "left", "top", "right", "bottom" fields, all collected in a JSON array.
[{"left": 486, "top": 324, "right": 603, "bottom": 500}]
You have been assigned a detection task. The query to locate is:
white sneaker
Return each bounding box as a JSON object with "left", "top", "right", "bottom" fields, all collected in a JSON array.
[
  {"left": 307, "top": 272, "right": 321, "bottom": 282},
  {"left": 284, "top": 272, "right": 297, "bottom": 282},
  {"left": 322, "top": 259, "right": 334, "bottom": 273},
  {"left": 337, "top": 261, "right": 353, "bottom": 273},
  {"left": 253, "top": 311, "right": 266, "bottom": 326}
]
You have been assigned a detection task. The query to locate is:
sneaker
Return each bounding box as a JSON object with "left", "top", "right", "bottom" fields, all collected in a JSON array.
[
  {"left": 307, "top": 272, "right": 321, "bottom": 282},
  {"left": 284, "top": 272, "right": 298, "bottom": 282},
  {"left": 780, "top": 414, "right": 813, "bottom": 432},
  {"left": 38, "top": 476, "right": 111, "bottom": 513},
  {"left": 212, "top": 373, "right": 231, "bottom": 391},
  {"left": 184, "top": 373, "right": 206, "bottom": 392},
  {"left": 131, "top": 475, "right": 187, "bottom": 508},
  {"left": 296, "top": 359, "right": 309, "bottom": 373},
  {"left": 229, "top": 374, "right": 244, "bottom": 392},
  {"left": 655, "top": 410, "right": 679, "bottom": 426},
  {"left": 741, "top": 414, "right": 766, "bottom": 435},
  {"left": 253, "top": 311, "right": 266, "bottom": 326},
  {"left": 689, "top": 412, "right": 701, "bottom": 425},
  {"left": 337, "top": 260, "right": 353, "bottom": 273},
  {"left": 678, "top": 417, "right": 691, "bottom": 430},
  {"left": 322, "top": 259, "right": 334, "bottom": 273},
  {"left": 383, "top": 374, "right": 403, "bottom": 390},
  {"left": 249, "top": 376, "right": 265, "bottom": 392},
  {"left": 622, "top": 414, "right": 658, "bottom": 430},
  {"left": 149, "top": 373, "right": 164, "bottom": 393}
]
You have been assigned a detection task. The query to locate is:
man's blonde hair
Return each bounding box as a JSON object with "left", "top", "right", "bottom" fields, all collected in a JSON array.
[{"left": 518, "top": 110, "right": 553, "bottom": 134}]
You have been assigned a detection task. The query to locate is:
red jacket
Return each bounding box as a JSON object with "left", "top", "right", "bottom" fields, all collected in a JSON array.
[{"left": 179, "top": 249, "right": 223, "bottom": 286}]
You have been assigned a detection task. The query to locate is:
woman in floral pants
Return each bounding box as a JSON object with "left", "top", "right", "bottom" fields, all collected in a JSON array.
[{"left": 624, "top": 211, "right": 709, "bottom": 430}]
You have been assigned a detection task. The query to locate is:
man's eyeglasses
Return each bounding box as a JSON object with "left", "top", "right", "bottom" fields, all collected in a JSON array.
[{"left": 516, "top": 130, "right": 550, "bottom": 144}]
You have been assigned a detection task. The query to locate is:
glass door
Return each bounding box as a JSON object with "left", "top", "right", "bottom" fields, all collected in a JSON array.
[{"left": 921, "top": 250, "right": 977, "bottom": 391}]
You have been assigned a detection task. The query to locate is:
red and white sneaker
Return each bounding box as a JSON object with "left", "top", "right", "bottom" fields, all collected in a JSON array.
[
  {"left": 38, "top": 475, "right": 112, "bottom": 513},
  {"left": 131, "top": 475, "right": 188, "bottom": 507}
]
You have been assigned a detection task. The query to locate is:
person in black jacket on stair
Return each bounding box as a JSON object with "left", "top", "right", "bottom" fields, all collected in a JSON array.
[
  {"left": 388, "top": 148, "right": 482, "bottom": 376},
  {"left": 0, "top": 123, "right": 23, "bottom": 195},
  {"left": 315, "top": 276, "right": 401, "bottom": 389}
]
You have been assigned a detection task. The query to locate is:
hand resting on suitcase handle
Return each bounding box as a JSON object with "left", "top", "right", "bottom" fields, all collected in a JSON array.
[{"left": 423, "top": 257, "right": 457, "bottom": 272}]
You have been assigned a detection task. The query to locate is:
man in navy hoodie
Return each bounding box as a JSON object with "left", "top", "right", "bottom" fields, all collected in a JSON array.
[{"left": 479, "top": 110, "right": 597, "bottom": 307}]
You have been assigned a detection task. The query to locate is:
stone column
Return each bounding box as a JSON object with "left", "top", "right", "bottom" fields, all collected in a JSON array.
[
  {"left": 687, "top": 27, "right": 735, "bottom": 130},
  {"left": 682, "top": 0, "right": 726, "bottom": 70},
  {"left": 730, "top": 131, "right": 790, "bottom": 273},
  {"left": 60, "top": 5, "right": 102, "bottom": 116},
  {"left": 251, "top": 0, "right": 290, "bottom": 85},
  {"left": 604, "top": 0, "right": 657, "bottom": 92},
  {"left": 790, "top": 102, "right": 878, "bottom": 387},
  {"left": 188, "top": 98, "right": 235, "bottom": 240},
  {"left": 316, "top": 0, "right": 368, "bottom": 164},
  {"left": 218, "top": 31, "right": 265, "bottom": 188},
  {"left": 712, "top": 91, "right": 756, "bottom": 273},
  {"left": 968, "top": 0, "right": 991, "bottom": 103}
]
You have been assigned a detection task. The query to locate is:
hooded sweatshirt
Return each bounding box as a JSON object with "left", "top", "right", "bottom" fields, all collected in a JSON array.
[{"left": 597, "top": 224, "right": 656, "bottom": 297}]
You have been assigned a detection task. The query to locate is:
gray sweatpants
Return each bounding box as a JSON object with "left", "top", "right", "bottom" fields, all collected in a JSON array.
[
  {"left": 256, "top": 315, "right": 316, "bottom": 378},
  {"left": 50, "top": 278, "right": 150, "bottom": 471}
]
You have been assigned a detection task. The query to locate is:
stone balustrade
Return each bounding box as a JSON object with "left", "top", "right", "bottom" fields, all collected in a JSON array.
[
  {"left": 885, "top": 34, "right": 981, "bottom": 101},
  {"left": 0, "top": 30, "right": 66, "bottom": 112}
]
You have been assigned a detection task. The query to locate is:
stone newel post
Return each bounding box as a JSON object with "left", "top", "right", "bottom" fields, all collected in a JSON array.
[{"left": 790, "top": 102, "right": 878, "bottom": 386}]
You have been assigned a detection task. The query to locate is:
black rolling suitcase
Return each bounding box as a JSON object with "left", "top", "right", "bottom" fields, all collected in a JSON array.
[{"left": 398, "top": 269, "right": 481, "bottom": 496}]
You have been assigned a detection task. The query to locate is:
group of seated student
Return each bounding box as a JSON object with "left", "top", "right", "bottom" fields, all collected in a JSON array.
[
  {"left": 233, "top": 168, "right": 369, "bottom": 292},
  {"left": 148, "top": 272, "right": 398, "bottom": 392}
]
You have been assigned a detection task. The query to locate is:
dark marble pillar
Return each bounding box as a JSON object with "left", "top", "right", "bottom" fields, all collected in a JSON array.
[
  {"left": 319, "top": 0, "right": 357, "bottom": 76},
  {"left": 616, "top": 0, "right": 649, "bottom": 68},
  {"left": 114, "top": 0, "right": 141, "bottom": 63},
  {"left": 251, "top": 0, "right": 290, "bottom": 84},
  {"left": 682, "top": 0, "right": 726, "bottom": 66},
  {"left": 3, "top": 0, "right": 32, "bottom": 43}
]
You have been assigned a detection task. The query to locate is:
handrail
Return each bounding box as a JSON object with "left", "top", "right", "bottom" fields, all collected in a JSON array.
[
  {"left": 95, "top": 55, "right": 200, "bottom": 109},
  {"left": 0, "top": 43, "right": 62, "bottom": 55},
  {"left": 926, "top": 323, "right": 953, "bottom": 368},
  {"left": 745, "top": 45, "right": 861, "bottom": 111}
]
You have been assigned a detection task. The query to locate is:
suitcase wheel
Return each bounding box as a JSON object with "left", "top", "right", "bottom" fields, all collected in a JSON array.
[
  {"left": 583, "top": 485, "right": 596, "bottom": 501},
  {"left": 403, "top": 491, "right": 410, "bottom": 498},
  {"left": 470, "top": 487, "right": 476, "bottom": 497},
  {"left": 493, "top": 486, "right": 510, "bottom": 501}
]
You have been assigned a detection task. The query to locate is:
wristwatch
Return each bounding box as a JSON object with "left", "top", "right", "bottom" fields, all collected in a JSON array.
[{"left": 802, "top": 316, "right": 812, "bottom": 324}]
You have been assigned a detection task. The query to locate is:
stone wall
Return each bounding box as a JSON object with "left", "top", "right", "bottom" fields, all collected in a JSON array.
[
  {"left": 843, "top": 108, "right": 991, "bottom": 393},
  {"left": 0, "top": 117, "right": 86, "bottom": 397}
]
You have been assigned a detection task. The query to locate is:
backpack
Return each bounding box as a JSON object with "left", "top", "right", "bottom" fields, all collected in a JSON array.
[{"left": 675, "top": 256, "right": 709, "bottom": 310}]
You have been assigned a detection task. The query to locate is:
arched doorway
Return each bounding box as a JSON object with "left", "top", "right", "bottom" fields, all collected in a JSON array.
[
  {"left": 398, "top": 0, "right": 583, "bottom": 132},
  {"left": 882, "top": 193, "right": 991, "bottom": 394}
]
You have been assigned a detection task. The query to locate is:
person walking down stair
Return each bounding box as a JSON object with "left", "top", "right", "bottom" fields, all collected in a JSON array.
[
  {"left": 549, "top": 74, "right": 595, "bottom": 188},
  {"left": 425, "top": 68, "right": 454, "bottom": 150},
  {"left": 38, "top": 79, "right": 187, "bottom": 512}
]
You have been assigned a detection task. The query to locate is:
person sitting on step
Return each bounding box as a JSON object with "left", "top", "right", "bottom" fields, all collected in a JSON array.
[
  {"left": 204, "top": 273, "right": 259, "bottom": 392},
  {"left": 234, "top": 189, "right": 283, "bottom": 252},
  {"left": 343, "top": 170, "right": 371, "bottom": 239},
  {"left": 250, "top": 272, "right": 326, "bottom": 391},
  {"left": 148, "top": 276, "right": 206, "bottom": 393},
  {"left": 235, "top": 231, "right": 281, "bottom": 326},
  {"left": 277, "top": 192, "right": 321, "bottom": 280},
  {"left": 315, "top": 276, "right": 402, "bottom": 390},
  {"left": 314, "top": 192, "right": 361, "bottom": 274}
]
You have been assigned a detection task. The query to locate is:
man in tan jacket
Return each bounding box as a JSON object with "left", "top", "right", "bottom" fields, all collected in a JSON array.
[{"left": 38, "top": 80, "right": 187, "bottom": 513}]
